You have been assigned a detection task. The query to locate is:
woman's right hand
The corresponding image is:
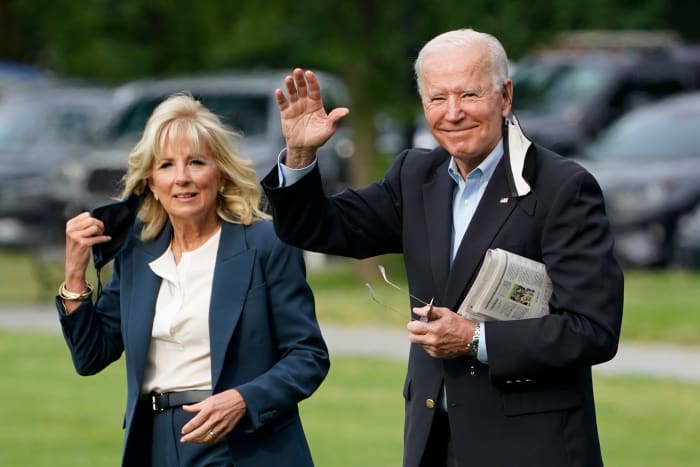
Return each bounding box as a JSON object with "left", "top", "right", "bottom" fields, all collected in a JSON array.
[{"left": 64, "top": 212, "right": 111, "bottom": 290}]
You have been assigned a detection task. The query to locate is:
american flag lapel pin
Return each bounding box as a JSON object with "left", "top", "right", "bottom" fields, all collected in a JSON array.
[{"left": 499, "top": 197, "right": 509, "bottom": 204}]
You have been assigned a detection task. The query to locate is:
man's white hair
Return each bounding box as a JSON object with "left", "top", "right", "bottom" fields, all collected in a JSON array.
[{"left": 414, "top": 28, "right": 510, "bottom": 98}]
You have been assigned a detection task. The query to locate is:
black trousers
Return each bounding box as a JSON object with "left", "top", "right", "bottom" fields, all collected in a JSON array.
[
  {"left": 419, "top": 411, "right": 457, "bottom": 467},
  {"left": 129, "top": 400, "right": 234, "bottom": 467}
]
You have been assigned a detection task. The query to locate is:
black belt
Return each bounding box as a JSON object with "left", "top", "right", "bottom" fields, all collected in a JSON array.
[{"left": 141, "top": 390, "right": 212, "bottom": 414}]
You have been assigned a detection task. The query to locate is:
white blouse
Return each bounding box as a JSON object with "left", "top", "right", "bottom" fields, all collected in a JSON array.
[{"left": 141, "top": 227, "right": 221, "bottom": 394}]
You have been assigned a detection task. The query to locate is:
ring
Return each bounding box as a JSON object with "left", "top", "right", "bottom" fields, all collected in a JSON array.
[{"left": 208, "top": 429, "right": 216, "bottom": 438}]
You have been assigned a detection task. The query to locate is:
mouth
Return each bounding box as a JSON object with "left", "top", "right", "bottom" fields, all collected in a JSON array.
[
  {"left": 173, "top": 192, "right": 197, "bottom": 199},
  {"left": 440, "top": 125, "right": 477, "bottom": 134}
]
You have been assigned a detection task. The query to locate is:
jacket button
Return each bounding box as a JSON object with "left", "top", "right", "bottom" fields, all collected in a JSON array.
[{"left": 425, "top": 399, "right": 435, "bottom": 409}]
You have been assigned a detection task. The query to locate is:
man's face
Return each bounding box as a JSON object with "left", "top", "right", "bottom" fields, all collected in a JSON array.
[{"left": 421, "top": 46, "right": 512, "bottom": 175}]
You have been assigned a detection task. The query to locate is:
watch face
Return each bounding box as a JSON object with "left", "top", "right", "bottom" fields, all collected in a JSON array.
[{"left": 469, "top": 339, "right": 479, "bottom": 356}]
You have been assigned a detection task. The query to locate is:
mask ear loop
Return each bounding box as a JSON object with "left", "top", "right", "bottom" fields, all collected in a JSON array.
[{"left": 95, "top": 267, "right": 104, "bottom": 302}]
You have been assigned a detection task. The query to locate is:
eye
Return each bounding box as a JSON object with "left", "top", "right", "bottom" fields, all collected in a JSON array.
[{"left": 157, "top": 161, "right": 172, "bottom": 169}]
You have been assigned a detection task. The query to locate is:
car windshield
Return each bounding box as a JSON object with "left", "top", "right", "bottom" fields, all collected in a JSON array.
[
  {"left": 514, "top": 60, "right": 613, "bottom": 116},
  {"left": 583, "top": 98, "right": 700, "bottom": 161},
  {"left": 113, "top": 93, "right": 270, "bottom": 140}
]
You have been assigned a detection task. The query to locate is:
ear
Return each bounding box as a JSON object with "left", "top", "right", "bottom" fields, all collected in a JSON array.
[
  {"left": 501, "top": 79, "right": 513, "bottom": 117},
  {"left": 147, "top": 179, "right": 156, "bottom": 198}
]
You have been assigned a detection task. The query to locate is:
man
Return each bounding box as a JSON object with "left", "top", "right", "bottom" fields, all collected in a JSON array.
[{"left": 262, "top": 28, "right": 623, "bottom": 467}]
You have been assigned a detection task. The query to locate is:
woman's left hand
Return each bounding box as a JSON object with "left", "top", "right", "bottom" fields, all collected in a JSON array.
[{"left": 180, "top": 389, "right": 247, "bottom": 444}]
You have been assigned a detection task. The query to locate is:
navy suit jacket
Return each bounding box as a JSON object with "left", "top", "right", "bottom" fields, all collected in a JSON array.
[
  {"left": 58, "top": 220, "right": 329, "bottom": 467},
  {"left": 262, "top": 119, "right": 624, "bottom": 467}
]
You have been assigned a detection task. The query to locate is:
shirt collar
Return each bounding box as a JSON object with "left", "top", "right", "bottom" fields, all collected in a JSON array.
[
  {"left": 447, "top": 139, "right": 503, "bottom": 185},
  {"left": 444, "top": 115, "right": 534, "bottom": 197}
]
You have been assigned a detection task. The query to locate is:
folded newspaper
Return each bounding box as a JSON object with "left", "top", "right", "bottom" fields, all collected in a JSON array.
[{"left": 457, "top": 248, "right": 552, "bottom": 321}]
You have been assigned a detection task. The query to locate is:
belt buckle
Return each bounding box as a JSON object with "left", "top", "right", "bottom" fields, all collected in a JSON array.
[{"left": 151, "top": 393, "right": 166, "bottom": 413}]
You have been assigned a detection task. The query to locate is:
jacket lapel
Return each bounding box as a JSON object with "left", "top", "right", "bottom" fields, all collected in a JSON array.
[
  {"left": 423, "top": 151, "right": 454, "bottom": 302},
  {"left": 208, "top": 222, "right": 254, "bottom": 389},
  {"left": 444, "top": 161, "right": 517, "bottom": 308},
  {"left": 126, "top": 223, "right": 172, "bottom": 390}
]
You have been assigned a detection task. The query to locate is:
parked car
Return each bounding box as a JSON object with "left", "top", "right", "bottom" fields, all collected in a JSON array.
[
  {"left": 50, "top": 70, "right": 354, "bottom": 218},
  {"left": 0, "top": 84, "right": 114, "bottom": 246},
  {"left": 514, "top": 35, "right": 700, "bottom": 155},
  {"left": 0, "top": 60, "right": 53, "bottom": 99},
  {"left": 574, "top": 92, "right": 700, "bottom": 268}
]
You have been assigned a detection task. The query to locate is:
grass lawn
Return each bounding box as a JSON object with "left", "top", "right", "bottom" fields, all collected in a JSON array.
[{"left": 1, "top": 331, "right": 699, "bottom": 466}]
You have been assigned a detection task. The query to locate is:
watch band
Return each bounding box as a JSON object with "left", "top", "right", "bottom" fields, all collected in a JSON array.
[{"left": 468, "top": 323, "right": 481, "bottom": 357}]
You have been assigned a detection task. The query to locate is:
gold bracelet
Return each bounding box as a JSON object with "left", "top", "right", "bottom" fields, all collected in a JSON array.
[{"left": 58, "top": 281, "right": 94, "bottom": 301}]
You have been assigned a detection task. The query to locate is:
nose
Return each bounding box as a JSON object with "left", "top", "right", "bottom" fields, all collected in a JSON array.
[
  {"left": 444, "top": 96, "right": 463, "bottom": 122},
  {"left": 175, "top": 163, "right": 192, "bottom": 185}
]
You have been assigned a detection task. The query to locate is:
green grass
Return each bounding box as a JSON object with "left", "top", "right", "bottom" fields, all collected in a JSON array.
[
  {"left": 596, "top": 376, "right": 700, "bottom": 466},
  {"left": 616, "top": 268, "right": 700, "bottom": 344},
  {"left": 0, "top": 331, "right": 698, "bottom": 466}
]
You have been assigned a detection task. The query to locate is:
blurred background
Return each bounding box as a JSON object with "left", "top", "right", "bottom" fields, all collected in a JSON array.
[
  {"left": 1, "top": 0, "right": 700, "bottom": 272},
  {"left": 1, "top": 1, "right": 699, "bottom": 466}
]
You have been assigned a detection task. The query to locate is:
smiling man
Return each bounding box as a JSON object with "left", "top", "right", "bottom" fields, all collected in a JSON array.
[{"left": 262, "top": 28, "right": 624, "bottom": 467}]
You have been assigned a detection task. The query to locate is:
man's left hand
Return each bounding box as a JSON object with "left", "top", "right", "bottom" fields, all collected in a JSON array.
[{"left": 407, "top": 305, "right": 476, "bottom": 359}]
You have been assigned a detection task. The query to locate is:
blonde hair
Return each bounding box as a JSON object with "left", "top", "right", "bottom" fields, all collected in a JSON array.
[
  {"left": 414, "top": 28, "right": 510, "bottom": 99},
  {"left": 121, "top": 93, "right": 269, "bottom": 241}
]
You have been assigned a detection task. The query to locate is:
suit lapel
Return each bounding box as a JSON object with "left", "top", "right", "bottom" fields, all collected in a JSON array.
[
  {"left": 208, "top": 222, "right": 254, "bottom": 389},
  {"left": 423, "top": 154, "right": 454, "bottom": 302},
  {"left": 444, "top": 161, "right": 518, "bottom": 308}
]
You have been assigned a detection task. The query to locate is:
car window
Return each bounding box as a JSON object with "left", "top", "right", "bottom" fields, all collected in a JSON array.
[
  {"left": 112, "top": 93, "right": 269, "bottom": 140},
  {"left": 532, "top": 65, "right": 613, "bottom": 116},
  {"left": 584, "top": 100, "right": 700, "bottom": 161},
  {"left": 513, "top": 59, "right": 571, "bottom": 110},
  {"left": 0, "top": 98, "right": 107, "bottom": 147}
]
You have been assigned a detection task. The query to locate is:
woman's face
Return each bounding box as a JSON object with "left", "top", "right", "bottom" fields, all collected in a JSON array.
[{"left": 148, "top": 135, "right": 223, "bottom": 227}]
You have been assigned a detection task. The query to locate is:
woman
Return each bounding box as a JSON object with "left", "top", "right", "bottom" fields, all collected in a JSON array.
[{"left": 56, "top": 93, "right": 329, "bottom": 466}]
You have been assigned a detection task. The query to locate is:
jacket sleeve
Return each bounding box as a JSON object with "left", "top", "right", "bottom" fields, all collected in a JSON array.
[
  {"left": 234, "top": 232, "right": 330, "bottom": 431},
  {"left": 56, "top": 260, "right": 124, "bottom": 376},
  {"left": 485, "top": 169, "right": 624, "bottom": 385},
  {"left": 261, "top": 155, "right": 405, "bottom": 258}
]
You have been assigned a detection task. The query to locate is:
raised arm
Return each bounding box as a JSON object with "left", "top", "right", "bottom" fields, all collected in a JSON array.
[{"left": 275, "top": 68, "right": 349, "bottom": 168}]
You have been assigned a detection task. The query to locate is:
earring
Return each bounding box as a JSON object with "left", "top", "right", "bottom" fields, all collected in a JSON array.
[
  {"left": 219, "top": 186, "right": 225, "bottom": 194},
  {"left": 154, "top": 192, "right": 159, "bottom": 201}
]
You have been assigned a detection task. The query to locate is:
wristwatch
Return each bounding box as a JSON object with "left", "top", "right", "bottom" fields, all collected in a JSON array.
[{"left": 468, "top": 323, "right": 481, "bottom": 357}]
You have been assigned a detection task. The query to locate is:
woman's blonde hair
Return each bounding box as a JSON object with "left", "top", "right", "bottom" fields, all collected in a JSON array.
[{"left": 120, "top": 92, "right": 269, "bottom": 241}]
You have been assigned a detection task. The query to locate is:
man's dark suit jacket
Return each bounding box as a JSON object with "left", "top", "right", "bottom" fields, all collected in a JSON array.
[
  {"left": 57, "top": 220, "right": 329, "bottom": 467},
  {"left": 262, "top": 119, "right": 624, "bottom": 467}
]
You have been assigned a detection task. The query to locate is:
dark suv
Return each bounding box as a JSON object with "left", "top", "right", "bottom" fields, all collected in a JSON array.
[{"left": 514, "top": 33, "right": 700, "bottom": 155}]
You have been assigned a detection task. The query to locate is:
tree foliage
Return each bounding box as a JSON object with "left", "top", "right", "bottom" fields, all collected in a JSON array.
[{"left": 0, "top": 0, "right": 691, "bottom": 176}]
